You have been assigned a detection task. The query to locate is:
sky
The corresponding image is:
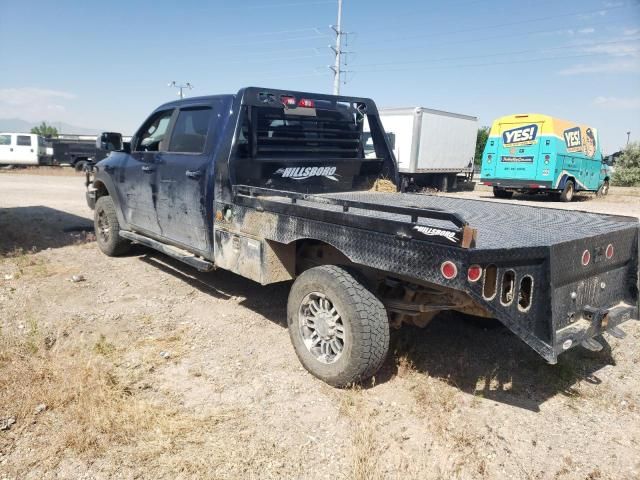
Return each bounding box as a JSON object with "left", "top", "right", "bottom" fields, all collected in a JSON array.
[{"left": 0, "top": 0, "right": 639, "bottom": 153}]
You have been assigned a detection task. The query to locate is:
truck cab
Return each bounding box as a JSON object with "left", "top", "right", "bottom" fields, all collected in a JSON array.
[{"left": 0, "top": 132, "right": 49, "bottom": 166}]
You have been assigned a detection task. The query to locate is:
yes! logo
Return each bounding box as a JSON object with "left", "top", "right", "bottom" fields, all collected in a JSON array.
[
  {"left": 563, "top": 127, "right": 582, "bottom": 152},
  {"left": 502, "top": 124, "right": 538, "bottom": 146}
]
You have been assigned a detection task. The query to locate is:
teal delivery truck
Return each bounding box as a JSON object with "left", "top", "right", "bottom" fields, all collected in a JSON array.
[{"left": 480, "top": 113, "right": 611, "bottom": 201}]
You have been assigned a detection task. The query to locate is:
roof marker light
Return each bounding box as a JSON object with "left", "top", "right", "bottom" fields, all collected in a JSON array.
[
  {"left": 298, "top": 98, "right": 315, "bottom": 108},
  {"left": 281, "top": 95, "right": 296, "bottom": 107}
]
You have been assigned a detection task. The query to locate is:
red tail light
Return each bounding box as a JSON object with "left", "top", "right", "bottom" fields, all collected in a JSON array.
[
  {"left": 467, "top": 265, "right": 482, "bottom": 282},
  {"left": 581, "top": 249, "right": 591, "bottom": 266},
  {"left": 441, "top": 261, "right": 458, "bottom": 280},
  {"left": 298, "top": 98, "right": 315, "bottom": 108},
  {"left": 281, "top": 95, "right": 296, "bottom": 106},
  {"left": 606, "top": 244, "right": 614, "bottom": 259}
]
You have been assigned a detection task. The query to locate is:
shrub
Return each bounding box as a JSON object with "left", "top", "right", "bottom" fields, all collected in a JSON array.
[{"left": 612, "top": 142, "right": 640, "bottom": 187}]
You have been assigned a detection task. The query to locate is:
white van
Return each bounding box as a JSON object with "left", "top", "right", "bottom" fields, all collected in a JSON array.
[{"left": 0, "top": 133, "right": 50, "bottom": 166}]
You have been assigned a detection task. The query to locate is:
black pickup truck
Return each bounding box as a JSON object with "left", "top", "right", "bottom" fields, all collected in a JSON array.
[{"left": 86, "top": 87, "right": 639, "bottom": 387}]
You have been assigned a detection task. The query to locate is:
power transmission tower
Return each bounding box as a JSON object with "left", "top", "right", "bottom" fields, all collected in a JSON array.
[
  {"left": 329, "top": 0, "right": 344, "bottom": 95},
  {"left": 168, "top": 81, "right": 193, "bottom": 99}
]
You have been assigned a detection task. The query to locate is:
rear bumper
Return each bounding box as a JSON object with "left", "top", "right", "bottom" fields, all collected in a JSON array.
[
  {"left": 481, "top": 178, "right": 553, "bottom": 189},
  {"left": 554, "top": 302, "right": 637, "bottom": 358}
]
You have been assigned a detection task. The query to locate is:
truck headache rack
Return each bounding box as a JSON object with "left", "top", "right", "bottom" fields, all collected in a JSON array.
[{"left": 233, "top": 185, "right": 477, "bottom": 248}]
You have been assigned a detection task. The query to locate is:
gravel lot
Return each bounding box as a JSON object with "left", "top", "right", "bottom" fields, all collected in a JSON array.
[{"left": 1, "top": 172, "right": 639, "bottom": 479}]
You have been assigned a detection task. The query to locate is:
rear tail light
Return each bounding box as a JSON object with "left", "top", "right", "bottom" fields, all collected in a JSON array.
[
  {"left": 281, "top": 95, "right": 296, "bottom": 107},
  {"left": 582, "top": 249, "right": 591, "bottom": 266},
  {"left": 297, "top": 98, "right": 315, "bottom": 108},
  {"left": 606, "top": 244, "right": 614, "bottom": 259},
  {"left": 441, "top": 261, "right": 458, "bottom": 280},
  {"left": 467, "top": 265, "right": 482, "bottom": 282},
  {"left": 544, "top": 155, "right": 550, "bottom": 164}
]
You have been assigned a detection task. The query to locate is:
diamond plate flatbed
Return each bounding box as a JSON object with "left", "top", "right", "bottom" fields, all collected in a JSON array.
[{"left": 278, "top": 191, "right": 639, "bottom": 250}]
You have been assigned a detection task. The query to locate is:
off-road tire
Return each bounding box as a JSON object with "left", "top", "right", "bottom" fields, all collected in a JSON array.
[
  {"left": 94, "top": 196, "right": 130, "bottom": 256},
  {"left": 559, "top": 180, "right": 575, "bottom": 202},
  {"left": 287, "top": 265, "right": 390, "bottom": 387},
  {"left": 493, "top": 187, "right": 513, "bottom": 199}
]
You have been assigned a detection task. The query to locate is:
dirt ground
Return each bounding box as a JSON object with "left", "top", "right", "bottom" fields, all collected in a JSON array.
[{"left": 1, "top": 173, "right": 639, "bottom": 480}]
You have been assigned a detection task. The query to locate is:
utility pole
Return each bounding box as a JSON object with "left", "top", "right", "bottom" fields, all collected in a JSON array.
[
  {"left": 168, "top": 81, "right": 193, "bottom": 99},
  {"left": 330, "top": 0, "right": 343, "bottom": 95}
]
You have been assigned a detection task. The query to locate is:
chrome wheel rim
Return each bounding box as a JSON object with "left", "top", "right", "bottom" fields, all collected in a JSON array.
[
  {"left": 96, "top": 209, "right": 110, "bottom": 243},
  {"left": 298, "top": 292, "right": 345, "bottom": 364}
]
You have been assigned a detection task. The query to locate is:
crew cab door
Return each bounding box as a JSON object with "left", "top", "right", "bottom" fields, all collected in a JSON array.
[
  {"left": 155, "top": 103, "right": 220, "bottom": 252},
  {"left": 123, "top": 108, "right": 175, "bottom": 234}
]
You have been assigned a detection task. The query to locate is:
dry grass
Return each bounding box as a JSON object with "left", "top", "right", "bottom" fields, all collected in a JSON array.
[
  {"left": 1, "top": 248, "right": 57, "bottom": 279},
  {"left": 338, "top": 387, "right": 385, "bottom": 480},
  {"left": 369, "top": 176, "right": 398, "bottom": 192},
  {"left": 0, "top": 318, "right": 302, "bottom": 479}
]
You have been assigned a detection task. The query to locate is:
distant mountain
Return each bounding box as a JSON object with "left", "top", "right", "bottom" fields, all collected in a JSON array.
[{"left": 0, "top": 118, "right": 102, "bottom": 135}]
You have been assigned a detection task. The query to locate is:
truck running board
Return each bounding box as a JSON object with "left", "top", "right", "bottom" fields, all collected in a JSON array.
[{"left": 119, "top": 230, "right": 215, "bottom": 272}]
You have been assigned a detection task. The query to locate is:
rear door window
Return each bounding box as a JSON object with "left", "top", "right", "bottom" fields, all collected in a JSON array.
[
  {"left": 168, "top": 107, "right": 212, "bottom": 153},
  {"left": 17, "top": 135, "right": 32, "bottom": 146},
  {"left": 0, "top": 135, "right": 11, "bottom": 145}
]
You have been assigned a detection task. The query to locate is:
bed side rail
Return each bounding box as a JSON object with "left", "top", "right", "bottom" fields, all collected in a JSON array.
[{"left": 232, "top": 185, "right": 477, "bottom": 248}]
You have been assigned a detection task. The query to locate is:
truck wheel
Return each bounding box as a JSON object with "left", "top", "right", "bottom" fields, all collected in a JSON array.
[
  {"left": 74, "top": 160, "right": 88, "bottom": 172},
  {"left": 287, "top": 265, "right": 389, "bottom": 387},
  {"left": 559, "top": 180, "right": 575, "bottom": 202},
  {"left": 493, "top": 187, "right": 513, "bottom": 199},
  {"left": 94, "top": 196, "right": 130, "bottom": 256}
]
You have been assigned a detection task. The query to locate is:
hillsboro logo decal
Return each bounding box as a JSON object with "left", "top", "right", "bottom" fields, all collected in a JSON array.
[
  {"left": 275, "top": 166, "right": 339, "bottom": 181},
  {"left": 413, "top": 225, "right": 458, "bottom": 243}
]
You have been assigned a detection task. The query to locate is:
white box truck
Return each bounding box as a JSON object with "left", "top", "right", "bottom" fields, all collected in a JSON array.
[{"left": 367, "top": 107, "right": 478, "bottom": 191}]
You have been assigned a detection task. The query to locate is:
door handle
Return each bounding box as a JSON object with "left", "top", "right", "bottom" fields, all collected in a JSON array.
[
  {"left": 185, "top": 169, "right": 203, "bottom": 179},
  {"left": 141, "top": 165, "right": 155, "bottom": 173}
]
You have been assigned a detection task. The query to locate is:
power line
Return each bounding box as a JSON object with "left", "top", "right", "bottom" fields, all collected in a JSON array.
[
  {"left": 350, "top": 51, "right": 639, "bottom": 74},
  {"left": 220, "top": 1, "right": 334, "bottom": 10},
  {"left": 358, "top": 3, "right": 635, "bottom": 47},
  {"left": 353, "top": 37, "right": 640, "bottom": 69},
  {"left": 226, "top": 34, "right": 329, "bottom": 48},
  {"left": 353, "top": 17, "right": 632, "bottom": 56}
]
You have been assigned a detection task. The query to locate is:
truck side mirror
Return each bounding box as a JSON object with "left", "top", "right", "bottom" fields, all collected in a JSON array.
[{"left": 96, "top": 132, "right": 123, "bottom": 152}]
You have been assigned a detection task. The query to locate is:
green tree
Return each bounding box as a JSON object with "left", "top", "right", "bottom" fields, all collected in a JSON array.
[
  {"left": 30, "top": 121, "right": 58, "bottom": 138},
  {"left": 611, "top": 141, "right": 640, "bottom": 187},
  {"left": 475, "top": 126, "right": 490, "bottom": 165}
]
